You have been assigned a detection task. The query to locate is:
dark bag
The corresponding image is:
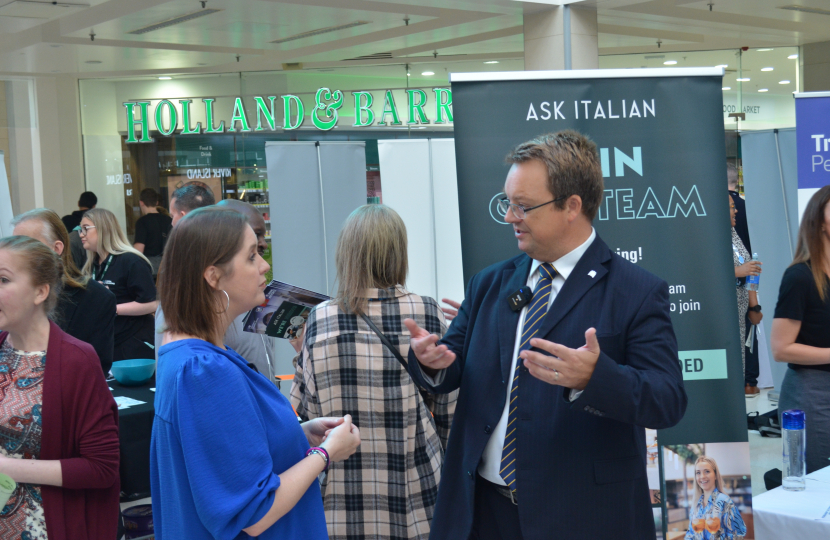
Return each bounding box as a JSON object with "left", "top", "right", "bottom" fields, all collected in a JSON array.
[{"left": 748, "top": 409, "right": 781, "bottom": 438}]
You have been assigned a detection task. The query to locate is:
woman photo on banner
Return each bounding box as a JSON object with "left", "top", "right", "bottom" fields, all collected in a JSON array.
[
  {"left": 685, "top": 456, "right": 747, "bottom": 540},
  {"left": 771, "top": 185, "right": 830, "bottom": 473}
]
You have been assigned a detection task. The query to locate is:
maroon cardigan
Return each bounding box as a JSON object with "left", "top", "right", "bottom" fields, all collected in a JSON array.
[{"left": 0, "top": 321, "right": 120, "bottom": 540}]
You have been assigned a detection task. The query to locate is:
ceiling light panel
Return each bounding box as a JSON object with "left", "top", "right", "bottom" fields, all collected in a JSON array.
[
  {"left": 128, "top": 9, "right": 223, "bottom": 35},
  {"left": 271, "top": 21, "right": 371, "bottom": 44}
]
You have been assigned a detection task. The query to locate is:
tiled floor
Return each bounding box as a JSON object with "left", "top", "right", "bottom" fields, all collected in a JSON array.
[{"left": 747, "top": 388, "right": 782, "bottom": 498}]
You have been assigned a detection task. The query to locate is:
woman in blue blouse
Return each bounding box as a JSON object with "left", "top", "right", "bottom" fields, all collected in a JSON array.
[
  {"left": 150, "top": 207, "right": 361, "bottom": 540},
  {"left": 685, "top": 456, "right": 747, "bottom": 540}
]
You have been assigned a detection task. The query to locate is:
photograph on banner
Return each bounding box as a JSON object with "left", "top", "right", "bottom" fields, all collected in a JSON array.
[
  {"left": 661, "top": 442, "right": 753, "bottom": 540},
  {"left": 449, "top": 69, "right": 747, "bottom": 446}
]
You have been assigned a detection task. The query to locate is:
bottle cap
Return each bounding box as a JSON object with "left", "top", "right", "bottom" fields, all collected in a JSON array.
[{"left": 782, "top": 409, "right": 805, "bottom": 430}]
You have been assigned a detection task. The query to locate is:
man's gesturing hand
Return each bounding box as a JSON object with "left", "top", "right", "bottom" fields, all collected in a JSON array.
[
  {"left": 404, "top": 318, "right": 457, "bottom": 374},
  {"left": 519, "top": 328, "right": 601, "bottom": 391}
]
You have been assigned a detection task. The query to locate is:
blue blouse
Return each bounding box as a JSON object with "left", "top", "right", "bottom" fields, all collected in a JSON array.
[
  {"left": 684, "top": 488, "right": 747, "bottom": 540},
  {"left": 150, "top": 339, "right": 327, "bottom": 540}
]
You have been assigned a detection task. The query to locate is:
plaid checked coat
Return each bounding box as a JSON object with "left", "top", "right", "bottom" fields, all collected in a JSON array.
[{"left": 290, "top": 286, "right": 457, "bottom": 540}]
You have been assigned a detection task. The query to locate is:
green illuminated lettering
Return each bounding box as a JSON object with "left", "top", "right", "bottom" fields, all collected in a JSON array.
[
  {"left": 378, "top": 90, "right": 401, "bottom": 126},
  {"left": 123, "top": 101, "right": 153, "bottom": 143},
  {"left": 407, "top": 90, "right": 428, "bottom": 125},
  {"left": 312, "top": 88, "right": 344, "bottom": 131},
  {"left": 433, "top": 88, "right": 453, "bottom": 123},
  {"left": 154, "top": 100, "right": 178, "bottom": 137},
  {"left": 203, "top": 98, "right": 225, "bottom": 133},
  {"left": 179, "top": 100, "right": 202, "bottom": 134},
  {"left": 353, "top": 92, "right": 374, "bottom": 127},
  {"left": 228, "top": 97, "right": 251, "bottom": 132},
  {"left": 254, "top": 96, "right": 278, "bottom": 131},
  {"left": 282, "top": 95, "right": 305, "bottom": 130}
]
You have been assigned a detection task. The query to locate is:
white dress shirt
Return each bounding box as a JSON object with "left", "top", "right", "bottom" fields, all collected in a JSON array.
[{"left": 478, "top": 228, "right": 596, "bottom": 485}]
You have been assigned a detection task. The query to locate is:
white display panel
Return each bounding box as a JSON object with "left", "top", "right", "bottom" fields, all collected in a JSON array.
[{"left": 379, "top": 139, "right": 465, "bottom": 309}]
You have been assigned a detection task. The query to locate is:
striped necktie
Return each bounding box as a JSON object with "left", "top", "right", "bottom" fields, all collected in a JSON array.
[{"left": 499, "top": 262, "right": 557, "bottom": 493}]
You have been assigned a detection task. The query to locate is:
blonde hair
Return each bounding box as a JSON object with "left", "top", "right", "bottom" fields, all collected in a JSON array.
[
  {"left": 81, "top": 208, "right": 152, "bottom": 274},
  {"left": 334, "top": 204, "right": 408, "bottom": 316},
  {"left": 11, "top": 208, "right": 89, "bottom": 289},
  {"left": 693, "top": 456, "right": 724, "bottom": 502}
]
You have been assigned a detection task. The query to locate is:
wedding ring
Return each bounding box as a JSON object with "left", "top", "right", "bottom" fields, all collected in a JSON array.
[{"left": 553, "top": 369, "right": 560, "bottom": 381}]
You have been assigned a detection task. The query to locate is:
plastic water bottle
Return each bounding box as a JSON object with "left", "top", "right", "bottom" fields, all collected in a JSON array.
[
  {"left": 746, "top": 253, "right": 760, "bottom": 291},
  {"left": 782, "top": 409, "right": 806, "bottom": 491}
]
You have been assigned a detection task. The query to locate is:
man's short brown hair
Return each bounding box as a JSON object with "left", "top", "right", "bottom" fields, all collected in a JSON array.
[{"left": 505, "top": 130, "right": 604, "bottom": 220}]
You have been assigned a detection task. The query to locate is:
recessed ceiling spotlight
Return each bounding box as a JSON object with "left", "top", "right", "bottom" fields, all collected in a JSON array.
[
  {"left": 197, "top": 62, "right": 208, "bottom": 66},
  {"left": 484, "top": 60, "right": 499, "bottom": 64},
  {"left": 788, "top": 54, "right": 798, "bottom": 59},
  {"left": 663, "top": 60, "right": 677, "bottom": 65},
  {"left": 158, "top": 76, "right": 172, "bottom": 80},
  {"left": 84, "top": 60, "right": 102, "bottom": 64},
  {"left": 50, "top": 44, "right": 60, "bottom": 48},
  {"left": 716, "top": 64, "right": 728, "bottom": 68},
  {"left": 722, "top": 87, "right": 731, "bottom": 90},
  {"left": 761, "top": 67, "right": 774, "bottom": 71},
  {"left": 758, "top": 88, "right": 768, "bottom": 92},
  {"left": 779, "top": 80, "right": 791, "bottom": 84},
  {"left": 737, "top": 77, "right": 750, "bottom": 82},
  {"left": 757, "top": 48, "right": 773, "bottom": 52},
  {"left": 421, "top": 71, "right": 434, "bottom": 76}
]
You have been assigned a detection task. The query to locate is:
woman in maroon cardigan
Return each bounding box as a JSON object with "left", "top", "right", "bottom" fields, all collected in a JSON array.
[{"left": 0, "top": 235, "right": 120, "bottom": 539}]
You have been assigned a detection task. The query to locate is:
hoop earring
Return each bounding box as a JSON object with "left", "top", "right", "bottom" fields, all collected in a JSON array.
[{"left": 222, "top": 290, "right": 230, "bottom": 313}]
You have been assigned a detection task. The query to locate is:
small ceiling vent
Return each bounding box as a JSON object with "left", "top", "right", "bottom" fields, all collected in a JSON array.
[
  {"left": 343, "top": 52, "right": 393, "bottom": 61},
  {"left": 128, "top": 8, "right": 223, "bottom": 35},
  {"left": 271, "top": 21, "right": 371, "bottom": 44},
  {"left": 778, "top": 5, "right": 830, "bottom": 16}
]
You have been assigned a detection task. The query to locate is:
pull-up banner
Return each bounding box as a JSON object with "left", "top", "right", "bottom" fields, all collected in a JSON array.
[
  {"left": 450, "top": 68, "right": 750, "bottom": 537},
  {"left": 795, "top": 91, "right": 830, "bottom": 220}
]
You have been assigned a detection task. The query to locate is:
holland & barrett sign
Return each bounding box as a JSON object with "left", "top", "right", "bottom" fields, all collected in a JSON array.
[{"left": 123, "top": 87, "right": 453, "bottom": 143}]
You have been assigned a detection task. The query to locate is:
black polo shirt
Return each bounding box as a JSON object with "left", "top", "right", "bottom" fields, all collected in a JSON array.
[
  {"left": 134, "top": 213, "right": 172, "bottom": 257},
  {"left": 92, "top": 252, "right": 156, "bottom": 346}
]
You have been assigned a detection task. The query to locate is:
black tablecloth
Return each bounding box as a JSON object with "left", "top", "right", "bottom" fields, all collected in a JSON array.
[{"left": 112, "top": 377, "right": 155, "bottom": 501}]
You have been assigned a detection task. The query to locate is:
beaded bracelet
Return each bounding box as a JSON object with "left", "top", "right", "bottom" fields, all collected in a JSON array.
[{"left": 305, "top": 446, "right": 329, "bottom": 472}]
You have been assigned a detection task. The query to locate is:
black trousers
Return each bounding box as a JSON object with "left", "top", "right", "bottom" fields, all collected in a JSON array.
[
  {"left": 745, "top": 314, "right": 759, "bottom": 386},
  {"left": 114, "top": 333, "right": 155, "bottom": 363},
  {"left": 469, "top": 476, "right": 524, "bottom": 540}
]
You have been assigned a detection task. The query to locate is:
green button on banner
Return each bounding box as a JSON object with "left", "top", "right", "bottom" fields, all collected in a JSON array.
[{"left": 677, "top": 350, "right": 728, "bottom": 381}]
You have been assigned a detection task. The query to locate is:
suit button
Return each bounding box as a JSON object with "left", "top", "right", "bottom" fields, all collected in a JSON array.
[{"left": 484, "top": 425, "right": 492, "bottom": 434}]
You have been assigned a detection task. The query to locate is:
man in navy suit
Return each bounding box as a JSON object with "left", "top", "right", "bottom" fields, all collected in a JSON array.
[{"left": 405, "top": 131, "right": 687, "bottom": 540}]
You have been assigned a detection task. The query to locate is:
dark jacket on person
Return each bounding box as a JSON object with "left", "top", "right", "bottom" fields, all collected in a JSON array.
[
  {"left": 61, "top": 210, "right": 86, "bottom": 234},
  {"left": 0, "top": 322, "right": 120, "bottom": 540},
  {"left": 408, "top": 235, "right": 687, "bottom": 540},
  {"left": 55, "top": 279, "right": 117, "bottom": 374}
]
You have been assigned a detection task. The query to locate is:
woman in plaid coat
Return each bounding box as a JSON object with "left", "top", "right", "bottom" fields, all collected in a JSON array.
[{"left": 291, "top": 204, "right": 457, "bottom": 540}]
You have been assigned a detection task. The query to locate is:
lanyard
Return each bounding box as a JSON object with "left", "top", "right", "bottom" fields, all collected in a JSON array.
[{"left": 93, "top": 254, "right": 113, "bottom": 282}]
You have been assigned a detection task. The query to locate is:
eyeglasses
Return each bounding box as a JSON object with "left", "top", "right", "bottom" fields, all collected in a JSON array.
[
  {"left": 74, "top": 225, "right": 96, "bottom": 237},
  {"left": 497, "top": 196, "right": 567, "bottom": 220}
]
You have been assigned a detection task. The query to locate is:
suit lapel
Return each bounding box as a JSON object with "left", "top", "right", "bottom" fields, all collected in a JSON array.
[
  {"left": 536, "top": 237, "right": 611, "bottom": 341},
  {"left": 498, "top": 256, "right": 533, "bottom": 383}
]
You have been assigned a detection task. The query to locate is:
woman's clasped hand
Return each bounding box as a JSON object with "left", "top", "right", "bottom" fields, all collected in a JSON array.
[{"left": 302, "top": 415, "right": 361, "bottom": 462}]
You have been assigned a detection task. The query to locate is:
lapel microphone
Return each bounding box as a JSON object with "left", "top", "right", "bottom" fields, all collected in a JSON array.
[{"left": 507, "top": 286, "right": 533, "bottom": 312}]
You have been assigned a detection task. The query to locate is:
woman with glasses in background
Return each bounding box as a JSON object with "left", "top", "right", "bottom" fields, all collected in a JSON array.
[
  {"left": 11, "top": 208, "right": 117, "bottom": 374},
  {"left": 79, "top": 209, "right": 157, "bottom": 362},
  {"left": 0, "top": 236, "right": 120, "bottom": 539}
]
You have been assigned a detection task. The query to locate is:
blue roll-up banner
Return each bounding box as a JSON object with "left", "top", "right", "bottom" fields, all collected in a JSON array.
[
  {"left": 449, "top": 68, "right": 754, "bottom": 538},
  {"left": 795, "top": 92, "right": 830, "bottom": 220}
]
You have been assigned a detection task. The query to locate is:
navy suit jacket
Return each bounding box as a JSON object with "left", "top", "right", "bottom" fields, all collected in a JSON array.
[{"left": 409, "top": 235, "right": 687, "bottom": 540}]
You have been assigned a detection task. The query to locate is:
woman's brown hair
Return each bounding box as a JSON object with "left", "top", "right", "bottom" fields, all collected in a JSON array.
[
  {"left": 334, "top": 204, "right": 408, "bottom": 316},
  {"left": 11, "top": 208, "right": 89, "bottom": 289},
  {"left": 0, "top": 235, "right": 63, "bottom": 318},
  {"left": 792, "top": 185, "right": 830, "bottom": 300},
  {"left": 157, "top": 207, "right": 249, "bottom": 344}
]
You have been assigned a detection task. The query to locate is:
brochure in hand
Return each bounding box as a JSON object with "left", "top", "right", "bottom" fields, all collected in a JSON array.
[{"left": 243, "top": 280, "right": 330, "bottom": 339}]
